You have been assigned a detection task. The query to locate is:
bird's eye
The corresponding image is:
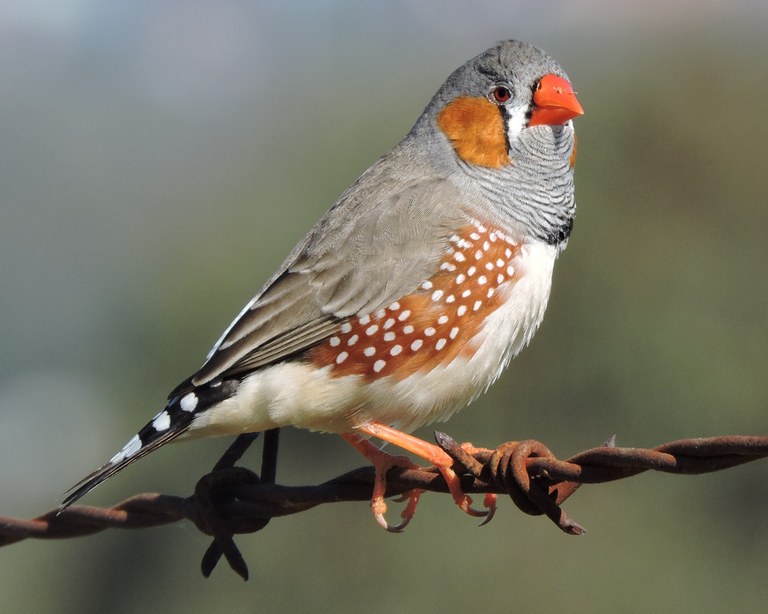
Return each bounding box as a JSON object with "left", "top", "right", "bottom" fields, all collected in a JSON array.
[{"left": 490, "top": 85, "right": 512, "bottom": 104}]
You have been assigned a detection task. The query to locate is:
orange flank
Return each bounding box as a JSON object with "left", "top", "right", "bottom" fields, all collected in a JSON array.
[
  {"left": 307, "top": 222, "right": 523, "bottom": 381},
  {"left": 437, "top": 97, "right": 510, "bottom": 169}
]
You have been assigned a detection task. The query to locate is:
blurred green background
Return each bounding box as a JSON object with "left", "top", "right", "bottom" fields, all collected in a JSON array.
[{"left": 1, "top": 1, "right": 767, "bottom": 612}]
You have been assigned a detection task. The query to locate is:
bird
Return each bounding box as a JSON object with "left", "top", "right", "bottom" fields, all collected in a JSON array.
[{"left": 61, "top": 40, "right": 583, "bottom": 531}]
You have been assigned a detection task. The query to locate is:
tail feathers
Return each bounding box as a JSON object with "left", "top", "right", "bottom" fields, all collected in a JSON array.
[
  {"left": 60, "top": 379, "right": 242, "bottom": 510},
  {"left": 60, "top": 391, "right": 204, "bottom": 510},
  {"left": 59, "top": 427, "right": 187, "bottom": 510}
]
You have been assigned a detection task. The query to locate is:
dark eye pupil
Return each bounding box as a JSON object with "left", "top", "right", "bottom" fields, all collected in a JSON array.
[{"left": 493, "top": 86, "right": 511, "bottom": 103}]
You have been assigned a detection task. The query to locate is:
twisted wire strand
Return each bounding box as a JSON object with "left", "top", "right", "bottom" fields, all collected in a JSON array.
[{"left": 1, "top": 434, "right": 765, "bottom": 579}]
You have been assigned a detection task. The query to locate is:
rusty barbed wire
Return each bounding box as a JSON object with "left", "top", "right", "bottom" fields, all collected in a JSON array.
[{"left": 1, "top": 433, "right": 766, "bottom": 579}]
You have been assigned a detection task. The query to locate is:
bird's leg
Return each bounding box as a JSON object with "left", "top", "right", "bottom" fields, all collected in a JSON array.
[
  {"left": 354, "top": 421, "right": 494, "bottom": 520},
  {"left": 342, "top": 433, "right": 422, "bottom": 532}
]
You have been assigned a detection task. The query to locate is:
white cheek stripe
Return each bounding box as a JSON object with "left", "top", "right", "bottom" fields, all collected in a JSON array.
[{"left": 505, "top": 103, "right": 528, "bottom": 147}]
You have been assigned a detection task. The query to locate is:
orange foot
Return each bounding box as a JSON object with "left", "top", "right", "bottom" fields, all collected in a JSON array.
[
  {"left": 343, "top": 421, "right": 496, "bottom": 530},
  {"left": 342, "top": 433, "right": 423, "bottom": 532}
]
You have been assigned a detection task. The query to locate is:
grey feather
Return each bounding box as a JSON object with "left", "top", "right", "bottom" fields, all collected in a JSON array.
[{"left": 192, "top": 155, "right": 470, "bottom": 386}]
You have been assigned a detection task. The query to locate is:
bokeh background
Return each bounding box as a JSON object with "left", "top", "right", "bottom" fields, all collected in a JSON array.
[{"left": 1, "top": 1, "right": 767, "bottom": 612}]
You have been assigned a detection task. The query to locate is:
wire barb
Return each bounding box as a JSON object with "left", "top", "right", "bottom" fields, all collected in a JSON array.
[
  {"left": 1, "top": 434, "right": 765, "bottom": 579},
  {"left": 198, "top": 429, "right": 280, "bottom": 579}
]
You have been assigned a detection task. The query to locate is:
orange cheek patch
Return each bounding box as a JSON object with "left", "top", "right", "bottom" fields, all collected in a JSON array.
[
  {"left": 437, "top": 97, "right": 510, "bottom": 169},
  {"left": 306, "top": 222, "right": 523, "bottom": 381}
]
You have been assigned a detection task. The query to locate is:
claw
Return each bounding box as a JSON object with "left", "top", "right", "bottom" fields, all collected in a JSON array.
[
  {"left": 372, "top": 498, "right": 391, "bottom": 531},
  {"left": 460, "top": 496, "right": 488, "bottom": 517},
  {"left": 478, "top": 493, "right": 498, "bottom": 526},
  {"left": 393, "top": 489, "right": 422, "bottom": 531},
  {"left": 345, "top": 423, "right": 498, "bottom": 528},
  {"left": 437, "top": 464, "right": 487, "bottom": 517},
  {"left": 376, "top": 489, "right": 422, "bottom": 533},
  {"left": 342, "top": 433, "right": 424, "bottom": 531}
]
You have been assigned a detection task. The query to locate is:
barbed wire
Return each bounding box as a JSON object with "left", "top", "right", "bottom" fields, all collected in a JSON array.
[{"left": 1, "top": 432, "right": 765, "bottom": 580}]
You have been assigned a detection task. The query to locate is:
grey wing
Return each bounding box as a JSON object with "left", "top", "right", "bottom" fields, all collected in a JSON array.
[{"left": 187, "top": 172, "right": 469, "bottom": 388}]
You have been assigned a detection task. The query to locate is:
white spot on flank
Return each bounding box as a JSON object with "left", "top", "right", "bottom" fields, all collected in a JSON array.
[
  {"left": 487, "top": 288, "right": 495, "bottom": 298},
  {"left": 180, "top": 393, "right": 198, "bottom": 413},
  {"left": 456, "top": 273, "right": 466, "bottom": 284},
  {"left": 497, "top": 273, "right": 505, "bottom": 285},
  {"left": 483, "top": 241, "right": 490, "bottom": 251},
  {"left": 376, "top": 309, "right": 386, "bottom": 319},
  {"left": 440, "top": 262, "right": 451, "bottom": 271},
  {"left": 457, "top": 238, "right": 472, "bottom": 249},
  {"left": 478, "top": 275, "right": 488, "bottom": 285},
  {"left": 336, "top": 351, "right": 349, "bottom": 364},
  {"left": 340, "top": 322, "right": 352, "bottom": 334},
  {"left": 329, "top": 337, "right": 341, "bottom": 347},
  {"left": 347, "top": 334, "right": 359, "bottom": 346},
  {"left": 390, "top": 345, "right": 403, "bottom": 356},
  {"left": 398, "top": 310, "right": 411, "bottom": 321},
  {"left": 449, "top": 234, "right": 460, "bottom": 243},
  {"left": 489, "top": 232, "right": 498, "bottom": 242},
  {"left": 454, "top": 252, "right": 466, "bottom": 262},
  {"left": 403, "top": 325, "right": 414, "bottom": 334},
  {"left": 485, "top": 262, "right": 494, "bottom": 271},
  {"left": 366, "top": 325, "right": 379, "bottom": 336},
  {"left": 474, "top": 250, "right": 483, "bottom": 260},
  {"left": 446, "top": 295, "right": 456, "bottom": 303},
  {"left": 437, "top": 315, "right": 449, "bottom": 325},
  {"left": 373, "top": 359, "right": 386, "bottom": 373},
  {"left": 457, "top": 305, "right": 467, "bottom": 316},
  {"left": 388, "top": 301, "right": 401, "bottom": 311},
  {"left": 364, "top": 346, "right": 376, "bottom": 357},
  {"left": 359, "top": 314, "right": 371, "bottom": 326},
  {"left": 424, "top": 327, "right": 436, "bottom": 337},
  {"left": 476, "top": 224, "right": 487, "bottom": 233},
  {"left": 421, "top": 280, "right": 433, "bottom": 290},
  {"left": 384, "top": 332, "right": 396, "bottom": 342},
  {"left": 467, "top": 266, "right": 477, "bottom": 276},
  {"left": 505, "top": 248, "right": 513, "bottom": 258},
  {"left": 506, "top": 265, "right": 515, "bottom": 276},
  {"left": 383, "top": 318, "right": 395, "bottom": 330},
  {"left": 152, "top": 411, "right": 171, "bottom": 432},
  {"left": 410, "top": 339, "right": 423, "bottom": 351},
  {"left": 496, "top": 258, "right": 505, "bottom": 267},
  {"left": 435, "top": 338, "right": 447, "bottom": 351},
  {"left": 450, "top": 327, "right": 460, "bottom": 339},
  {"left": 431, "top": 290, "right": 444, "bottom": 302},
  {"left": 473, "top": 300, "right": 483, "bottom": 311},
  {"left": 461, "top": 289, "right": 471, "bottom": 298},
  {"left": 470, "top": 232, "right": 481, "bottom": 241}
]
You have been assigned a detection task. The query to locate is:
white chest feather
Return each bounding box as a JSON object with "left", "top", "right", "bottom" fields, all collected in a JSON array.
[{"left": 366, "top": 240, "right": 557, "bottom": 431}]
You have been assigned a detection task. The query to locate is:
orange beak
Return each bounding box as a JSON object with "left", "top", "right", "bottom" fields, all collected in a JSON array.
[{"left": 529, "top": 74, "right": 584, "bottom": 127}]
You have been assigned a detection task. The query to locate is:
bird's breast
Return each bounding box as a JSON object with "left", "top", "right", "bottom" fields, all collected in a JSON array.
[{"left": 301, "top": 220, "right": 558, "bottom": 431}]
